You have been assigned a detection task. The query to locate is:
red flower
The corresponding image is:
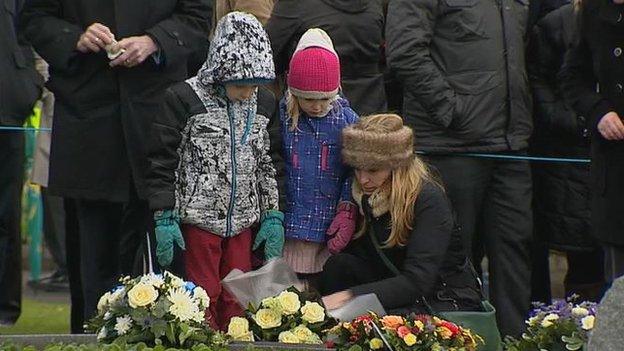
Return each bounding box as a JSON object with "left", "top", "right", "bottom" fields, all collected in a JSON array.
[
  {"left": 439, "top": 321, "right": 460, "bottom": 336},
  {"left": 397, "top": 326, "right": 411, "bottom": 338},
  {"left": 324, "top": 340, "right": 335, "bottom": 349}
]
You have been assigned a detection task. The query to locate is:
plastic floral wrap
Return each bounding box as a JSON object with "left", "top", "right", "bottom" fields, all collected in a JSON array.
[
  {"left": 504, "top": 297, "right": 597, "bottom": 351},
  {"left": 327, "top": 313, "right": 482, "bottom": 351},
  {"left": 226, "top": 286, "right": 337, "bottom": 344},
  {"left": 87, "top": 272, "right": 225, "bottom": 348}
]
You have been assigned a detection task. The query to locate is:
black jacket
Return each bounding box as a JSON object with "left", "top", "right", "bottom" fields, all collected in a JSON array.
[
  {"left": 20, "top": 0, "right": 211, "bottom": 201},
  {"left": 348, "top": 182, "right": 481, "bottom": 312},
  {"left": 529, "top": 4, "right": 595, "bottom": 251},
  {"left": 386, "top": 0, "right": 532, "bottom": 152},
  {"left": 559, "top": 0, "right": 624, "bottom": 246},
  {"left": 0, "top": 0, "right": 42, "bottom": 126},
  {"left": 265, "top": 0, "right": 386, "bottom": 116}
]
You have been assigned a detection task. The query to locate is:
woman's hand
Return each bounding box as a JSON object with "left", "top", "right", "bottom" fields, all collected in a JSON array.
[{"left": 322, "top": 290, "right": 354, "bottom": 310}]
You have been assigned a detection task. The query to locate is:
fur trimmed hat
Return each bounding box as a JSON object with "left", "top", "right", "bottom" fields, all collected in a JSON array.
[{"left": 342, "top": 114, "right": 414, "bottom": 170}]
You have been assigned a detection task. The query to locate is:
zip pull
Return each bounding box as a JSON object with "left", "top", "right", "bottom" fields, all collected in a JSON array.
[{"left": 241, "top": 108, "right": 254, "bottom": 145}]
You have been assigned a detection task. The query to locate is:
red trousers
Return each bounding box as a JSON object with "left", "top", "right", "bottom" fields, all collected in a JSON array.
[{"left": 182, "top": 225, "right": 252, "bottom": 331}]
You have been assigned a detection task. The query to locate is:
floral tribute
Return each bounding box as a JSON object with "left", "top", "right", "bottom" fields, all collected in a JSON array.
[
  {"left": 504, "top": 297, "right": 597, "bottom": 351},
  {"left": 226, "top": 287, "right": 337, "bottom": 344},
  {"left": 87, "top": 272, "right": 224, "bottom": 348},
  {"left": 327, "top": 313, "right": 482, "bottom": 351}
]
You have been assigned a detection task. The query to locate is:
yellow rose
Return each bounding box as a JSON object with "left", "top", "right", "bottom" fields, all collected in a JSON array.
[
  {"left": 541, "top": 313, "right": 559, "bottom": 328},
  {"left": 403, "top": 333, "right": 417, "bottom": 346},
  {"left": 300, "top": 301, "right": 325, "bottom": 324},
  {"left": 581, "top": 315, "right": 595, "bottom": 330},
  {"left": 572, "top": 307, "right": 589, "bottom": 317},
  {"left": 228, "top": 317, "right": 252, "bottom": 341},
  {"left": 278, "top": 331, "right": 300, "bottom": 344},
  {"left": 277, "top": 291, "right": 301, "bottom": 315},
  {"left": 97, "top": 292, "right": 112, "bottom": 313},
  {"left": 127, "top": 283, "right": 159, "bottom": 308},
  {"left": 254, "top": 308, "right": 282, "bottom": 329},
  {"left": 369, "top": 338, "right": 384, "bottom": 350},
  {"left": 292, "top": 325, "right": 313, "bottom": 340}
]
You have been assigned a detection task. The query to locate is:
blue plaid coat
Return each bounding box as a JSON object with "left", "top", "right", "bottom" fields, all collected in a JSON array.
[{"left": 280, "top": 96, "right": 359, "bottom": 243}]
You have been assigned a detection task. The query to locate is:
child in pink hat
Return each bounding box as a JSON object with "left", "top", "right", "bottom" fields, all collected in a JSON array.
[{"left": 279, "top": 28, "right": 360, "bottom": 288}]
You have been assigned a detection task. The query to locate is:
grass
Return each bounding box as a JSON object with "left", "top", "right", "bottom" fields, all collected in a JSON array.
[{"left": 0, "top": 298, "right": 70, "bottom": 335}]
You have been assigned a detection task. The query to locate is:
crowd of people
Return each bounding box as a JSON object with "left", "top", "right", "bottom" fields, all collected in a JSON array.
[{"left": 1, "top": 0, "right": 623, "bottom": 342}]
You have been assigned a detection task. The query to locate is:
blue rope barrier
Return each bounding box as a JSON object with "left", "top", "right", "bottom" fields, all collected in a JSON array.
[
  {"left": 0, "top": 126, "right": 591, "bottom": 163},
  {"left": 0, "top": 126, "right": 52, "bottom": 132},
  {"left": 415, "top": 151, "right": 591, "bottom": 164}
]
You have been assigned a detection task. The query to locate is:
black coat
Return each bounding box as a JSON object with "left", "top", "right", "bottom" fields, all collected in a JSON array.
[
  {"left": 346, "top": 182, "right": 481, "bottom": 312},
  {"left": 560, "top": 0, "right": 624, "bottom": 246},
  {"left": 529, "top": 4, "right": 596, "bottom": 251},
  {"left": 20, "top": 0, "right": 211, "bottom": 201},
  {"left": 265, "top": 0, "right": 387, "bottom": 116},
  {"left": 386, "top": 0, "right": 532, "bottom": 152},
  {"left": 0, "top": 0, "right": 42, "bottom": 126}
]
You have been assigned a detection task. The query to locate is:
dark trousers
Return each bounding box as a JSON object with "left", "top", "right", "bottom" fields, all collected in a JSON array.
[
  {"left": 604, "top": 244, "right": 624, "bottom": 284},
  {"left": 42, "top": 188, "right": 67, "bottom": 275},
  {"left": 0, "top": 132, "right": 24, "bottom": 324},
  {"left": 426, "top": 155, "right": 532, "bottom": 337},
  {"left": 64, "top": 198, "right": 84, "bottom": 333},
  {"left": 75, "top": 190, "right": 150, "bottom": 321}
]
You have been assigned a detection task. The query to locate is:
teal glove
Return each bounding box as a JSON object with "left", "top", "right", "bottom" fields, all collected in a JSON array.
[
  {"left": 253, "top": 210, "right": 285, "bottom": 261},
  {"left": 154, "top": 209, "right": 185, "bottom": 267}
]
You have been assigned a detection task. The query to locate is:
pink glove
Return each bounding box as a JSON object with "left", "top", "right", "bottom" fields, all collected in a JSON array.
[{"left": 326, "top": 202, "right": 359, "bottom": 254}]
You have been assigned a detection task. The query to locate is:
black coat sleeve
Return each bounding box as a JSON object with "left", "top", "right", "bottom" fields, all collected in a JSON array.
[
  {"left": 20, "top": 0, "right": 84, "bottom": 74},
  {"left": 528, "top": 14, "right": 581, "bottom": 138},
  {"left": 265, "top": 0, "right": 301, "bottom": 75},
  {"left": 257, "top": 87, "right": 287, "bottom": 211},
  {"left": 385, "top": 0, "right": 456, "bottom": 128},
  {"left": 559, "top": 7, "right": 614, "bottom": 132},
  {"left": 350, "top": 184, "right": 454, "bottom": 309},
  {"left": 147, "top": 82, "right": 205, "bottom": 210},
  {"left": 145, "top": 0, "right": 211, "bottom": 69}
]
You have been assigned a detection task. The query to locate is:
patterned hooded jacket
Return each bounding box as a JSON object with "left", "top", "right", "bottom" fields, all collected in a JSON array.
[{"left": 147, "top": 12, "right": 279, "bottom": 237}]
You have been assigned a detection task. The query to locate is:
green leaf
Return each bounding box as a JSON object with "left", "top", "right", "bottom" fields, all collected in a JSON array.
[
  {"left": 151, "top": 320, "right": 167, "bottom": 338},
  {"left": 165, "top": 322, "right": 177, "bottom": 345}
]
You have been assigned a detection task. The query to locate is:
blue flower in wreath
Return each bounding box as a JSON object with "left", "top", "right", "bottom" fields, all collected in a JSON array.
[{"left": 185, "top": 281, "right": 196, "bottom": 292}]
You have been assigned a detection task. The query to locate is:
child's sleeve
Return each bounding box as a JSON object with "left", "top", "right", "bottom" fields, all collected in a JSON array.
[
  {"left": 146, "top": 83, "right": 199, "bottom": 211},
  {"left": 339, "top": 107, "right": 360, "bottom": 204},
  {"left": 256, "top": 123, "right": 281, "bottom": 215}
]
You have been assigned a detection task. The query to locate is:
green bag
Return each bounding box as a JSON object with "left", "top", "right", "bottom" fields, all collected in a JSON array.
[
  {"left": 438, "top": 300, "right": 503, "bottom": 351},
  {"left": 366, "top": 224, "right": 502, "bottom": 351}
]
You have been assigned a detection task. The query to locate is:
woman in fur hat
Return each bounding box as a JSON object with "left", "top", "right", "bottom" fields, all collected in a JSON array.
[{"left": 320, "top": 114, "right": 482, "bottom": 314}]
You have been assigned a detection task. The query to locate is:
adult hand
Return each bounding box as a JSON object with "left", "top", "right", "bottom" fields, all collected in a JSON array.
[
  {"left": 76, "top": 23, "right": 115, "bottom": 53},
  {"left": 322, "top": 290, "right": 354, "bottom": 311},
  {"left": 597, "top": 112, "right": 624, "bottom": 140},
  {"left": 109, "top": 35, "right": 159, "bottom": 68}
]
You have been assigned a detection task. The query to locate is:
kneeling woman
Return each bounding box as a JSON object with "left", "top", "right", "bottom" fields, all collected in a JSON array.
[{"left": 320, "top": 114, "right": 482, "bottom": 314}]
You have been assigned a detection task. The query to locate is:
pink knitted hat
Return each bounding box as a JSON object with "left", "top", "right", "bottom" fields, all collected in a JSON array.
[{"left": 287, "top": 47, "right": 340, "bottom": 99}]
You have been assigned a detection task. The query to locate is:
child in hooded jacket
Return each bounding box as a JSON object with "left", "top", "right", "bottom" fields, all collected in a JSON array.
[
  {"left": 280, "top": 28, "right": 359, "bottom": 287},
  {"left": 146, "top": 12, "right": 284, "bottom": 330}
]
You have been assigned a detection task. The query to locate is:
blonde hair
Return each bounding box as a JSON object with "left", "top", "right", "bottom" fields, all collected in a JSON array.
[
  {"left": 351, "top": 114, "right": 441, "bottom": 248},
  {"left": 285, "top": 90, "right": 339, "bottom": 131}
]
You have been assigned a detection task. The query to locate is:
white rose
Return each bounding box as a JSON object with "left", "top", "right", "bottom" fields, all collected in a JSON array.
[
  {"left": 541, "top": 313, "right": 559, "bottom": 328},
  {"left": 127, "top": 283, "right": 159, "bottom": 308},
  {"left": 581, "top": 315, "right": 595, "bottom": 330},
  {"left": 572, "top": 307, "right": 589, "bottom": 317},
  {"left": 300, "top": 301, "right": 325, "bottom": 324},
  {"left": 97, "top": 292, "right": 112, "bottom": 313}
]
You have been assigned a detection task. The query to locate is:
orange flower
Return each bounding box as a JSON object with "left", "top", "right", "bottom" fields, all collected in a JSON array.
[
  {"left": 437, "top": 326, "right": 453, "bottom": 339},
  {"left": 381, "top": 315, "right": 404, "bottom": 330}
]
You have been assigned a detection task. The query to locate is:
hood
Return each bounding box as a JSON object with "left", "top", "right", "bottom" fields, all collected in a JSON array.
[
  {"left": 320, "top": 0, "right": 369, "bottom": 13},
  {"left": 199, "top": 12, "right": 275, "bottom": 85}
]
